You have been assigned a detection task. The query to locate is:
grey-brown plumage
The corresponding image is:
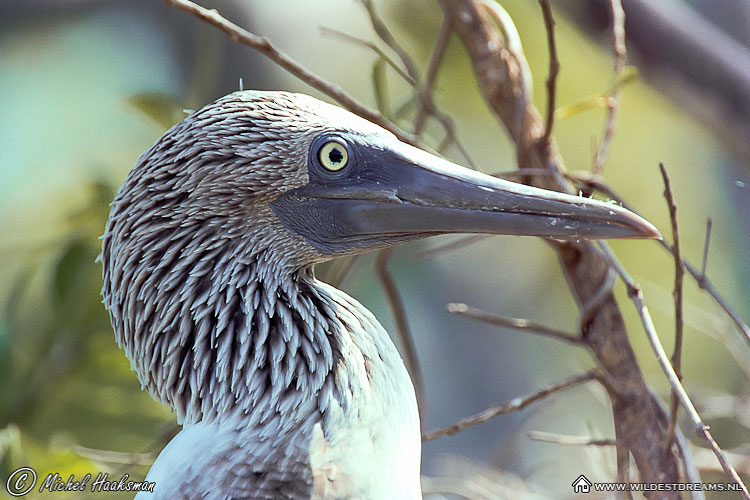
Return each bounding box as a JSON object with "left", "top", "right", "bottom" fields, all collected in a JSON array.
[{"left": 101, "top": 90, "right": 658, "bottom": 499}]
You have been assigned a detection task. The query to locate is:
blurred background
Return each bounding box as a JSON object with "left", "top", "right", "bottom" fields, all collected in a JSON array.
[{"left": 0, "top": 0, "right": 748, "bottom": 498}]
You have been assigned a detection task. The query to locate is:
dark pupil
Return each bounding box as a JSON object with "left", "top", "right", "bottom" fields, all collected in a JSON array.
[{"left": 328, "top": 147, "right": 344, "bottom": 164}]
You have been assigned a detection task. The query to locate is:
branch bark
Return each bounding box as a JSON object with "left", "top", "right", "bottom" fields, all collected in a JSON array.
[{"left": 437, "top": 0, "right": 680, "bottom": 494}]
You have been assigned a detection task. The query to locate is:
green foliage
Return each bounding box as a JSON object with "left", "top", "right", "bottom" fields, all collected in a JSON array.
[{"left": 0, "top": 180, "right": 171, "bottom": 498}]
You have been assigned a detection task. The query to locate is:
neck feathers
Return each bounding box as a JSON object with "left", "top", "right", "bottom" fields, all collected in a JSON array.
[{"left": 102, "top": 215, "right": 343, "bottom": 424}]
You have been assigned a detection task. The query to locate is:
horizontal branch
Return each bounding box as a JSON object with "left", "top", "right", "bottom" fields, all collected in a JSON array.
[
  {"left": 447, "top": 303, "right": 586, "bottom": 345},
  {"left": 422, "top": 370, "right": 596, "bottom": 441}
]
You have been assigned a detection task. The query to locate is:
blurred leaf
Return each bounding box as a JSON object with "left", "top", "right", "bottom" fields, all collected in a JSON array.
[
  {"left": 53, "top": 241, "right": 89, "bottom": 307},
  {"left": 127, "top": 92, "right": 185, "bottom": 130},
  {"left": 556, "top": 66, "right": 639, "bottom": 120},
  {"left": 556, "top": 96, "right": 610, "bottom": 120}
]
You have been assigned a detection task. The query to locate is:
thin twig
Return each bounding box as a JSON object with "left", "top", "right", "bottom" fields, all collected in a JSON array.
[
  {"left": 164, "top": 0, "right": 419, "bottom": 146},
  {"left": 700, "top": 217, "right": 712, "bottom": 278},
  {"left": 360, "top": 0, "right": 419, "bottom": 82},
  {"left": 686, "top": 257, "right": 750, "bottom": 348},
  {"left": 447, "top": 303, "right": 586, "bottom": 345},
  {"left": 538, "top": 0, "right": 559, "bottom": 145},
  {"left": 374, "top": 248, "right": 424, "bottom": 413},
  {"left": 360, "top": 0, "right": 477, "bottom": 168},
  {"left": 528, "top": 430, "right": 618, "bottom": 447},
  {"left": 413, "top": 235, "right": 489, "bottom": 261},
  {"left": 415, "top": 19, "right": 451, "bottom": 136},
  {"left": 319, "top": 27, "right": 415, "bottom": 85},
  {"left": 660, "top": 163, "right": 686, "bottom": 453},
  {"left": 597, "top": 241, "right": 750, "bottom": 498},
  {"left": 568, "top": 173, "right": 750, "bottom": 347},
  {"left": 591, "top": 0, "right": 627, "bottom": 176},
  {"left": 422, "top": 370, "right": 597, "bottom": 441},
  {"left": 650, "top": 390, "right": 706, "bottom": 500}
]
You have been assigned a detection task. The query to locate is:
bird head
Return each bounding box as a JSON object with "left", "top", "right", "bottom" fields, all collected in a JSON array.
[{"left": 107, "top": 90, "right": 658, "bottom": 271}]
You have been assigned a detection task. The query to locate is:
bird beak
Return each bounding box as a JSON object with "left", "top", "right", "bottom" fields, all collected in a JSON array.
[{"left": 271, "top": 139, "right": 660, "bottom": 253}]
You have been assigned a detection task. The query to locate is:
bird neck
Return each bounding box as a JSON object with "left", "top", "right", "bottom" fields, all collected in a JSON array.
[{"left": 114, "top": 218, "right": 384, "bottom": 428}]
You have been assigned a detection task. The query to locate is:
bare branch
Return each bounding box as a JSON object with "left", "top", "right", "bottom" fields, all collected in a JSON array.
[
  {"left": 375, "top": 248, "right": 424, "bottom": 413},
  {"left": 659, "top": 163, "right": 686, "bottom": 453},
  {"left": 438, "top": 0, "right": 680, "bottom": 488},
  {"left": 591, "top": 0, "right": 627, "bottom": 177},
  {"left": 164, "top": 0, "right": 420, "bottom": 146},
  {"left": 447, "top": 302, "right": 586, "bottom": 345},
  {"left": 422, "top": 371, "right": 597, "bottom": 441},
  {"left": 528, "top": 430, "right": 618, "bottom": 447},
  {"left": 686, "top": 258, "right": 750, "bottom": 348},
  {"left": 360, "top": 0, "right": 419, "bottom": 82},
  {"left": 568, "top": 174, "right": 750, "bottom": 347},
  {"left": 414, "top": 19, "right": 451, "bottom": 136},
  {"left": 538, "top": 0, "right": 559, "bottom": 145}
]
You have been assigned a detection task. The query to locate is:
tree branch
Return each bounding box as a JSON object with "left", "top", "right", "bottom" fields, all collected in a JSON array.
[
  {"left": 422, "top": 370, "right": 597, "bottom": 441},
  {"left": 659, "top": 163, "right": 685, "bottom": 453},
  {"left": 447, "top": 302, "right": 586, "bottom": 345},
  {"left": 437, "top": 0, "right": 680, "bottom": 493},
  {"left": 164, "top": 0, "right": 420, "bottom": 146},
  {"left": 538, "top": 0, "right": 559, "bottom": 145}
]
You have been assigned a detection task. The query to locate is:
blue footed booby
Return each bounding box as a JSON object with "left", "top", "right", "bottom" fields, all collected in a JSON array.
[{"left": 101, "top": 90, "right": 658, "bottom": 499}]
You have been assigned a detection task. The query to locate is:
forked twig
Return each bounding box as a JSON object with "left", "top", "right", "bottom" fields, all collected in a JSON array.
[
  {"left": 422, "top": 370, "right": 597, "bottom": 441},
  {"left": 568, "top": 172, "right": 750, "bottom": 346}
]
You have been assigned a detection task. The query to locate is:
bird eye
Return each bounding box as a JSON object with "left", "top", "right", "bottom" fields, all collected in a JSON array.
[{"left": 318, "top": 140, "right": 349, "bottom": 172}]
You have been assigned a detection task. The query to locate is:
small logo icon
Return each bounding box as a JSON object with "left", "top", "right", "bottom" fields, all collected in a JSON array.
[
  {"left": 6, "top": 467, "right": 37, "bottom": 497},
  {"left": 572, "top": 474, "right": 592, "bottom": 494}
]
